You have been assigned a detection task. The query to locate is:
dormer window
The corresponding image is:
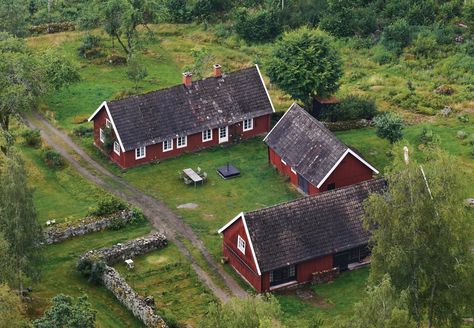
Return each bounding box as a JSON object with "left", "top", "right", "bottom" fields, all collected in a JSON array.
[
  {"left": 202, "top": 129, "right": 212, "bottom": 142},
  {"left": 243, "top": 118, "right": 253, "bottom": 131},
  {"left": 163, "top": 138, "right": 173, "bottom": 152},
  {"left": 105, "top": 118, "right": 111, "bottom": 128},
  {"left": 237, "top": 235, "right": 246, "bottom": 254}
]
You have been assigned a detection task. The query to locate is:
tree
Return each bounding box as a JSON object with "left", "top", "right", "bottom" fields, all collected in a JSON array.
[
  {"left": 266, "top": 27, "right": 343, "bottom": 117},
  {"left": 364, "top": 148, "right": 474, "bottom": 327},
  {"left": 199, "top": 295, "right": 285, "bottom": 328},
  {"left": 0, "top": 0, "right": 29, "bottom": 36},
  {"left": 0, "top": 149, "right": 43, "bottom": 293},
  {"left": 0, "top": 284, "right": 30, "bottom": 328},
  {"left": 183, "top": 47, "right": 213, "bottom": 79},
  {"left": 373, "top": 112, "right": 404, "bottom": 144},
  {"left": 126, "top": 56, "right": 148, "bottom": 90},
  {"left": 234, "top": 8, "right": 282, "bottom": 43},
  {"left": 33, "top": 294, "right": 96, "bottom": 328}
]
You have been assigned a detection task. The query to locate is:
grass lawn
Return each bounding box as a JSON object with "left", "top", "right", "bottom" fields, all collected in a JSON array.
[
  {"left": 28, "top": 222, "right": 152, "bottom": 327},
  {"left": 115, "top": 243, "right": 217, "bottom": 327}
]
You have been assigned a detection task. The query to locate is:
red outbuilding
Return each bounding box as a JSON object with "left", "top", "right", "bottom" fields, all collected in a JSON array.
[
  {"left": 88, "top": 65, "right": 274, "bottom": 168},
  {"left": 218, "top": 179, "right": 386, "bottom": 292},
  {"left": 264, "top": 103, "right": 379, "bottom": 195}
]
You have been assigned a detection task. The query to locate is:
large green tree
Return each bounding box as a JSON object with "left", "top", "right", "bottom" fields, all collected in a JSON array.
[
  {"left": 0, "top": 0, "right": 29, "bottom": 36},
  {"left": 0, "top": 149, "right": 43, "bottom": 294},
  {"left": 364, "top": 148, "right": 474, "bottom": 327},
  {"left": 266, "top": 27, "right": 342, "bottom": 117}
]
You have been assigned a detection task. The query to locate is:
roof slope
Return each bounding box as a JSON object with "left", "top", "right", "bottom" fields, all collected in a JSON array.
[
  {"left": 103, "top": 65, "right": 273, "bottom": 151},
  {"left": 264, "top": 103, "right": 373, "bottom": 187},
  {"left": 244, "top": 178, "right": 386, "bottom": 272}
]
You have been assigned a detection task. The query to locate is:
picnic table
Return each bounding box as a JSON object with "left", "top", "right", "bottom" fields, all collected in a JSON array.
[{"left": 183, "top": 168, "right": 203, "bottom": 187}]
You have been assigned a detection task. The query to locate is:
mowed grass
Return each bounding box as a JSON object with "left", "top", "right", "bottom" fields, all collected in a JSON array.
[
  {"left": 115, "top": 243, "right": 217, "bottom": 326},
  {"left": 28, "top": 222, "right": 152, "bottom": 327}
]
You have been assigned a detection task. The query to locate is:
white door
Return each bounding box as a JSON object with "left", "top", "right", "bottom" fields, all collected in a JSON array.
[{"left": 219, "top": 126, "right": 228, "bottom": 143}]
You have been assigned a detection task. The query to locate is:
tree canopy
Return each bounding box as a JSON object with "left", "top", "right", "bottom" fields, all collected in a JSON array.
[{"left": 0, "top": 284, "right": 29, "bottom": 328}]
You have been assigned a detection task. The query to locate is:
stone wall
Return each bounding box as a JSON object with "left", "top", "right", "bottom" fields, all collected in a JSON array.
[
  {"left": 44, "top": 210, "right": 135, "bottom": 244},
  {"left": 311, "top": 267, "right": 340, "bottom": 285},
  {"left": 102, "top": 266, "right": 168, "bottom": 328}
]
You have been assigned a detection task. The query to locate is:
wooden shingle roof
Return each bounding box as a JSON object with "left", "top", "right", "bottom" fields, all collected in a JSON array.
[
  {"left": 264, "top": 103, "right": 377, "bottom": 188},
  {"left": 244, "top": 179, "right": 386, "bottom": 273},
  {"left": 91, "top": 65, "right": 274, "bottom": 151}
]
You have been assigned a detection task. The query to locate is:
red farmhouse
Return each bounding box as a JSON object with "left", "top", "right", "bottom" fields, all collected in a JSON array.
[
  {"left": 264, "top": 103, "right": 378, "bottom": 195},
  {"left": 88, "top": 65, "right": 275, "bottom": 168},
  {"left": 218, "top": 179, "right": 386, "bottom": 292}
]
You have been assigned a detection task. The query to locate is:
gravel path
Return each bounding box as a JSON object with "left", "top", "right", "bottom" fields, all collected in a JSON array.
[{"left": 26, "top": 112, "right": 248, "bottom": 302}]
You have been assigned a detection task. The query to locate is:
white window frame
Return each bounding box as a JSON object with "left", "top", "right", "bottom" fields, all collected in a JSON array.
[
  {"left": 99, "top": 128, "right": 105, "bottom": 143},
  {"left": 163, "top": 138, "right": 173, "bottom": 152},
  {"left": 113, "top": 141, "right": 120, "bottom": 155},
  {"left": 135, "top": 146, "right": 146, "bottom": 160},
  {"left": 105, "top": 118, "right": 111, "bottom": 128},
  {"left": 243, "top": 118, "right": 253, "bottom": 131},
  {"left": 176, "top": 136, "right": 187, "bottom": 149},
  {"left": 218, "top": 126, "right": 228, "bottom": 144},
  {"left": 202, "top": 129, "right": 213, "bottom": 142},
  {"left": 237, "top": 235, "right": 246, "bottom": 255}
]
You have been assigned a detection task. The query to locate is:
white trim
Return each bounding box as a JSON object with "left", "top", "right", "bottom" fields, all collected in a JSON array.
[
  {"left": 291, "top": 167, "right": 296, "bottom": 174},
  {"left": 113, "top": 141, "right": 120, "bottom": 155},
  {"left": 99, "top": 128, "right": 105, "bottom": 143},
  {"left": 243, "top": 118, "right": 253, "bottom": 132},
  {"left": 263, "top": 102, "right": 297, "bottom": 142},
  {"left": 255, "top": 64, "right": 275, "bottom": 113},
  {"left": 237, "top": 235, "right": 246, "bottom": 254},
  {"left": 162, "top": 138, "right": 173, "bottom": 152},
  {"left": 88, "top": 101, "right": 126, "bottom": 153},
  {"left": 217, "top": 212, "right": 262, "bottom": 276},
  {"left": 135, "top": 146, "right": 146, "bottom": 160},
  {"left": 281, "top": 159, "right": 287, "bottom": 165},
  {"left": 218, "top": 126, "right": 228, "bottom": 144},
  {"left": 269, "top": 280, "right": 298, "bottom": 291},
  {"left": 176, "top": 135, "right": 187, "bottom": 149},
  {"left": 316, "top": 149, "right": 380, "bottom": 188},
  {"left": 202, "top": 129, "right": 213, "bottom": 142}
]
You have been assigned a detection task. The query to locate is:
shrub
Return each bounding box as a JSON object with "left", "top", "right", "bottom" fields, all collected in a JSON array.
[
  {"left": 106, "top": 55, "right": 127, "bottom": 66},
  {"left": 234, "top": 8, "right": 282, "bottom": 43},
  {"left": 412, "top": 32, "right": 438, "bottom": 58},
  {"left": 165, "top": 0, "right": 189, "bottom": 23},
  {"left": 88, "top": 196, "right": 128, "bottom": 217},
  {"left": 76, "top": 254, "right": 106, "bottom": 284},
  {"left": 372, "top": 45, "right": 396, "bottom": 65},
  {"left": 21, "top": 129, "right": 41, "bottom": 148},
  {"left": 73, "top": 126, "right": 93, "bottom": 138},
  {"left": 457, "top": 130, "right": 468, "bottom": 140},
  {"left": 42, "top": 148, "right": 65, "bottom": 169},
  {"left": 418, "top": 127, "right": 440, "bottom": 148},
  {"left": 321, "top": 95, "right": 378, "bottom": 122},
  {"left": 374, "top": 112, "right": 404, "bottom": 144},
  {"left": 77, "top": 34, "right": 102, "bottom": 58},
  {"left": 457, "top": 114, "right": 469, "bottom": 123},
  {"left": 381, "top": 18, "right": 411, "bottom": 53}
]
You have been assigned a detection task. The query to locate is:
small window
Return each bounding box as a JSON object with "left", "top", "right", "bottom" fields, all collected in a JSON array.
[
  {"left": 163, "top": 138, "right": 173, "bottom": 152},
  {"left": 237, "top": 235, "right": 246, "bottom": 254},
  {"left": 113, "top": 141, "right": 120, "bottom": 155},
  {"left": 105, "top": 118, "right": 111, "bottom": 128},
  {"left": 281, "top": 159, "right": 287, "bottom": 165},
  {"left": 327, "top": 183, "right": 336, "bottom": 191},
  {"left": 135, "top": 146, "right": 146, "bottom": 160},
  {"left": 176, "top": 136, "right": 187, "bottom": 149},
  {"left": 99, "top": 128, "right": 105, "bottom": 143},
  {"left": 202, "top": 129, "right": 213, "bottom": 142},
  {"left": 243, "top": 118, "right": 253, "bottom": 131}
]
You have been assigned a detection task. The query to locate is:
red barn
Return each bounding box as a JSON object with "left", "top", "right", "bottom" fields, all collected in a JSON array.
[
  {"left": 88, "top": 65, "right": 274, "bottom": 168},
  {"left": 264, "top": 103, "right": 378, "bottom": 195},
  {"left": 218, "top": 179, "right": 386, "bottom": 292}
]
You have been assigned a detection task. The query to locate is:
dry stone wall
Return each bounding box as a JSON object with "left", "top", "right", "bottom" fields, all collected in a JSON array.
[{"left": 44, "top": 210, "right": 135, "bottom": 244}]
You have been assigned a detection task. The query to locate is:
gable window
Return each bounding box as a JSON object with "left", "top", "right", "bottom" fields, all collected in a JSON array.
[
  {"left": 163, "top": 138, "right": 173, "bottom": 152},
  {"left": 99, "top": 128, "right": 105, "bottom": 143},
  {"left": 243, "top": 118, "right": 253, "bottom": 131},
  {"left": 113, "top": 141, "right": 120, "bottom": 155},
  {"left": 202, "top": 129, "right": 213, "bottom": 142},
  {"left": 135, "top": 146, "right": 146, "bottom": 160},
  {"left": 105, "top": 118, "right": 111, "bottom": 128},
  {"left": 176, "top": 136, "right": 187, "bottom": 149},
  {"left": 237, "top": 235, "right": 246, "bottom": 254}
]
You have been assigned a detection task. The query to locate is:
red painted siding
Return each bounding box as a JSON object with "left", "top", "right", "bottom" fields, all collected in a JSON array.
[
  {"left": 92, "top": 111, "right": 271, "bottom": 169},
  {"left": 296, "top": 255, "right": 333, "bottom": 284}
]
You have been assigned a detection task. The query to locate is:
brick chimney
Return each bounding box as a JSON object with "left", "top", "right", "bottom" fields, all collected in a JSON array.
[
  {"left": 182, "top": 72, "right": 192, "bottom": 87},
  {"left": 213, "top": 64, "right": 222, "bottom": 78}
]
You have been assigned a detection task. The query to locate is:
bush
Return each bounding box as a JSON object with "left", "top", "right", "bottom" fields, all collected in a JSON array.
[
  {"left": 106, "top": 55, "right": 127, "bottom": 66},
  {"left": 458, "top": 114, "right": 469, "bottom": 123},
  {"left": 76, "top": 254, "right": 106, "bottom": 284},
  {"left": 418, "top": 127, "right": 440, "bottom": 148},
  {"left": 381, "top": 18, "right": 411, "bottom": 53},
  {"left": 73, "top": 126, "right": 93, "bottom": 138},
  {"left": 165, "top": 0, "right": 189, "bottom": 23},
  {"left": 88, "top": 196, "right": 128, "bottom": 217},
  {"left": 234, "top": 8, "right": 282, "bottom": 43},
  {"left": 412, "top": 32, "right": 438, "bottom": 58},
  {"left": 457, "top": 130, "right": 468, "bottom": 140},
  {"left": 320, "top": 95, "right": 378, "bottom": 122},
  {"left": 21, "top": 129, "right": 41, "bottom": 148},
  {"left": 77, "top": 34, "right": 102, "bottom": 58},
  {"left": 372, "top": 45, "right": 397, "bottom": 65},
  {"left": 374, "top": 112, "right": 404, "bottom": 144},
  {"left": 42, "top": 148, "right": 65, "bottom": 169}
]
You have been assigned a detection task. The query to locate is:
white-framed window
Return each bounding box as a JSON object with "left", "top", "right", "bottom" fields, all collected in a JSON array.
[
  {"left": 113, "top": 141, "right": 120, "bottom": 155},
  {"left": 202, "top": 129, "right": 213, "bottom": 142},
  {"left": 243, "top": 118, "right": 253, "bottom": 131},
  {"left": 218, "top": 126, "right": 228, "bottom": 143},
  {"left": 176, "top": 136, "right": 187, "bottom": 149},
  {"left": 99, "top": 128, "right": 105, "bottom": 143},
  {"left": 135, "top": 146, "right": 146, "bottom": 159},
  {"left": 105, "top": 118, "right": 111, "bottom": 128},
  {"left": 281, "top": 159, "right": 287, "bottom": 165},
  {"left": 291, "top": 167, "right": 297, "bottom": 174},
  {"left": 163, "top": 138, "right": 173, "bottom": 152},
  {"left": 237, "top": 235, "right": 246, "bottom": 255}
]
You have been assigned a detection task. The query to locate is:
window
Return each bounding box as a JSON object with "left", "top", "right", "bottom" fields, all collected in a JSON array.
[
  {"left": 237, "top": 235, "right": 246, "bottom": 254},
  {"left": 270, "top": 265, "right": 296, "bottom": 286},
  {"left": 99, "top": 128, "right": 105, "bottom": 143},
  {"left": 202, "top": 129, "right": 212, "bottom": 142},
  {"left": 163, "top": 138, "right": 173, "bottom": 152},
  {"left": 113, "top": 141, "right": 120, "bottom": 155},
  {"left": 281, "top": 159, "right": 287, "bottom": 165},
  {"left": 135, "top": 146, "right": 146, "bottom": 159},
  {"left": 243, "top": 118, "right": 253, "bottom": 131},
  {"left": 105, "top": 118, "right": 111, "bottom": 128},
  {"left": 176, "top": 136, "right": 187, "bottom": 149},
  {"left": 327, "top": 183, "right": 336, "bottom": 191}
]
